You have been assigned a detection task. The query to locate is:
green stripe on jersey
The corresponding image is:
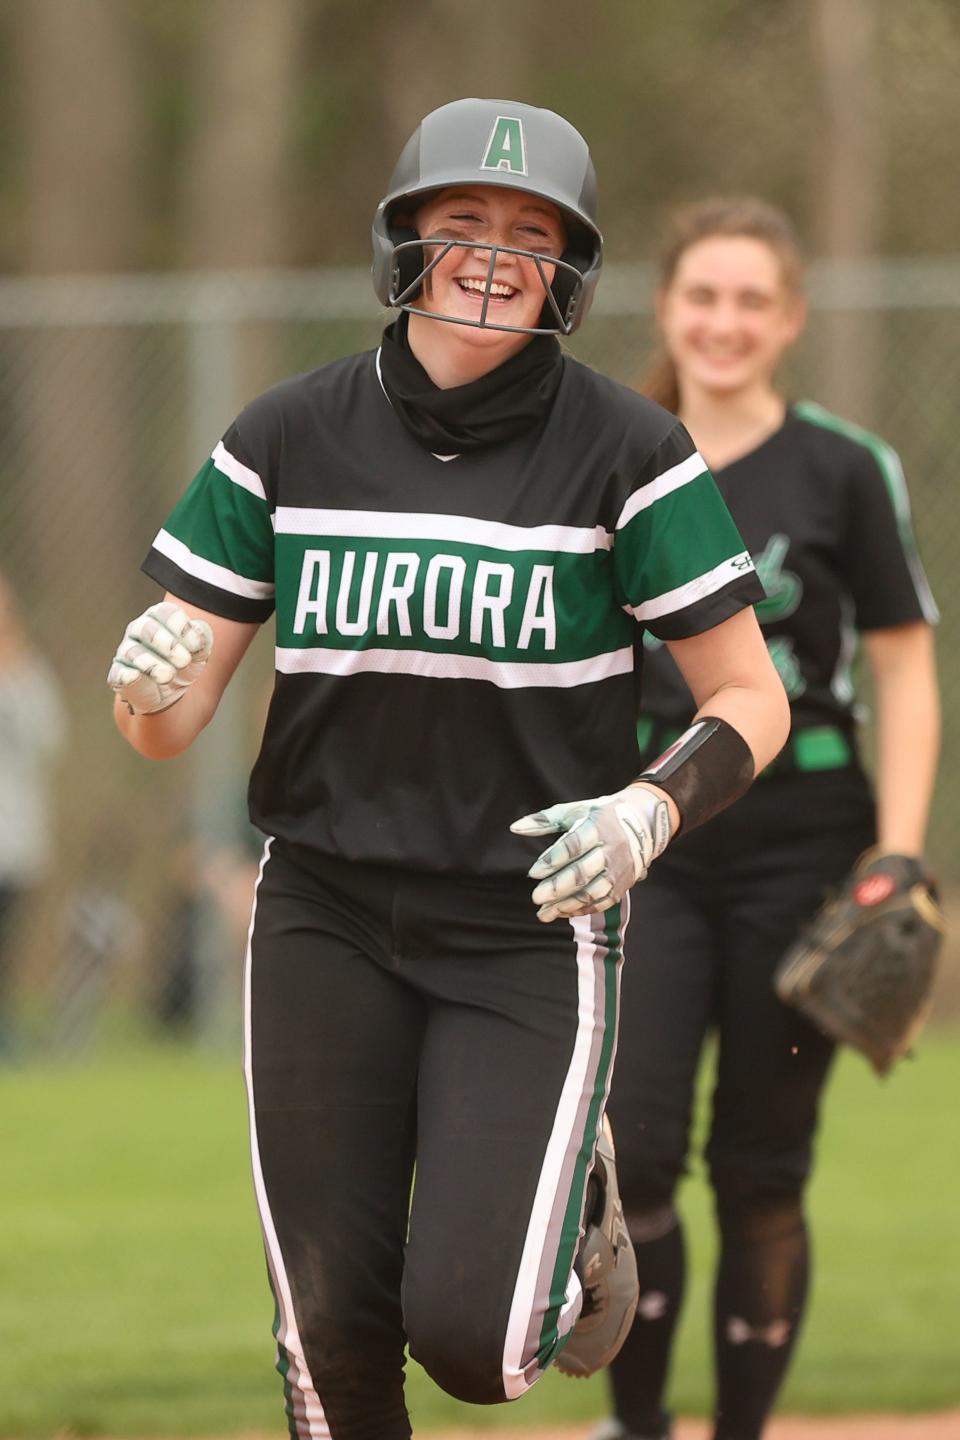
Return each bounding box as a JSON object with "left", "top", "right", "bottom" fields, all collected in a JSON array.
[
  {"left": 275, "top": 534, "right": 633, "bottom": 664},
  {"left": 793, "top": 400, "right": 939, "bottom": 623},
  {"left": 163, "top": 457, "right": 274, "bottom": 584},
  {"left": 615, "top": 469, "right": 753, "bottom": 611}
]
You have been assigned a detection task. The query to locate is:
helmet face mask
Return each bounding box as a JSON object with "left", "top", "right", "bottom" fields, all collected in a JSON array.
[
  {"left": 389, "top": 235, "right": 588, "bottom": 336},
  {"left": 372, "top": 99, "right": 603, "bottom": 337}
]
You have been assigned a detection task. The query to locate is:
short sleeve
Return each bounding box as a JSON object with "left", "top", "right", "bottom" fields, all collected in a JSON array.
[
  {"left": 841, "top": 439, "right": 939, "bottom": 631},
  {"left": 614, "top": 421, "right": 764, "bottom": 640},
  {"left": 142, "top": 420, "right": 276, "bottom": 623}
]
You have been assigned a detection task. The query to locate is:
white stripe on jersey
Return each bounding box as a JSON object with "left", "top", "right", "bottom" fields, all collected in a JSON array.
[
  {"left": 272, "top": 507, "right": 614, "bottom": 556},
  {"left": 615, "top": 451, "right": 709, "bottom": 531},
  {"left": 212, "top": 440, "right": 267, "bottom": 500},
  {"left": 274, "top": 644, "right": 633, "bottom": 689},
  {"left": 153, "top": 528, "right": 276, "bottom": 600},
  {"left": 625, "top": 551, "right": 755, "bottom": 622}
]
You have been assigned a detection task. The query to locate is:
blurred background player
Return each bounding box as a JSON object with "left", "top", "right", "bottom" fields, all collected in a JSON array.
[
  {"left": 0, "top": 570, "right": 66, "bottom": 1058},
  {"left": 106, "top": 104, "right": 788, "bottom": 1439},
  {"left": 600, "top": 197, "right": 940, "bottom": 1440}
]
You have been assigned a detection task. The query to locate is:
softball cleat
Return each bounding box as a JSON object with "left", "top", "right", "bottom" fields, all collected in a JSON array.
[
  {"left": 555, "top": 1115, "right": 639, "bottom": 1379},
  {"left": 588, "top": 1420, "right": 673, "bottom": 1440}
]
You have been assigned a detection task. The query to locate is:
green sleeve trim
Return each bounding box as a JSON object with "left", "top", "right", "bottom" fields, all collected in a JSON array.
[
  {"left": 615, "top": 470, "right": 751, "bottom": 608},
  {"left": 165, "top": 458, "right": 275, "bottom": 584},
  {"left": 793, "top": 400, "right": 938, "bottom": 623}
]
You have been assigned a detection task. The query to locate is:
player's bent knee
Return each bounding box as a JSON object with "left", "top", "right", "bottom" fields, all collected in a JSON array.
[
  {"left": 612, "top": 1128, "right": 685, "bottom": 1213},
  {"left": 709, "top": 1150, "right": 810, "bottom": 1215},
  {"left": 405, "top": 1309, "right": 509, "bottom": 1406},
  {"left": 713, "top": 1183, "right": 806, "bottom": 1243}
]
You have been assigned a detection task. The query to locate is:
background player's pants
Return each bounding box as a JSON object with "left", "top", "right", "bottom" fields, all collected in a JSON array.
[
  {"left": 606, "top": 766, "right": 875, "bottom": 1440},
  {"left": 0, "top": 883, "right": 26, "bottom": 1058},
  {"left": 244, "top": 838, "right": 626, "bottom": 1440}
]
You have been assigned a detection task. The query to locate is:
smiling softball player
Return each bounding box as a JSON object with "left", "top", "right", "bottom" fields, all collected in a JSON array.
[
  {"left": 599, "top": 198, "right": 941, "bottom": 1440},
  {"left": 107, "top": 100, "right": 788, "bottom": 1439}
]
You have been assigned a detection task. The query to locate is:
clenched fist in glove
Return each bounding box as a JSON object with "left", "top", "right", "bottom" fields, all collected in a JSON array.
[
  {"left": 107, "top": 602, "right": 214, "bottom": 716},
  {"left": 511, "top": 785, "right": 675, "bottom": 923}
]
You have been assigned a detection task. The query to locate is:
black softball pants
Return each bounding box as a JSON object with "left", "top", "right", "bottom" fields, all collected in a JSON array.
[
  {"left": 606, "top": 767, "right": 875, "bottom": 1440},
  {"left": 243, "top": 838, "right": 626, "bottom": 1440}
]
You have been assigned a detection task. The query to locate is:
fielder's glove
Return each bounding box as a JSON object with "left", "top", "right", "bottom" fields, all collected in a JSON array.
[
  {"left": 510, "top": 785, "right": 674, "bottom": 923},
  {"left": 107, "top": 602, "right": 214, "bottom": 716},
  {"left": 774, "top": 848, "right": 945, "bottom": 1076}
]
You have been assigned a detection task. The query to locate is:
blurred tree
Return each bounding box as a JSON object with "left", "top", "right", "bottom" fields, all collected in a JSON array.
[
  {"left": 10, "top": 0, "right": 146, "bottom": 648},
  {"left": 809, "top": 0, "right": 883, "bottom": 424},
  {"left": 180, "top": 0, "right": 311, "bottom": 268},
  {"left": 882, "top": 0, "right": 960, "bottom": 253},
  {"left": 179, "top": 0, "right": 313, "bottom": 419},
  {"left": 2, "top": 0, "right": 959, "bottom": 272},
  {"left": 15, "top": 0, "right": 145, "bottom": 273}
]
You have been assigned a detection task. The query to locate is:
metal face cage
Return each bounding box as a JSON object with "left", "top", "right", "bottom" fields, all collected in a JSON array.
[{"left": 388, "top": 236, "right": 586, "bottom": 336}]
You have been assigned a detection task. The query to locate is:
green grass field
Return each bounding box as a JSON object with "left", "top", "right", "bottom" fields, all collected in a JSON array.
[{"left": 2, "top": 1031, "right": 958, "bottom": 1437}]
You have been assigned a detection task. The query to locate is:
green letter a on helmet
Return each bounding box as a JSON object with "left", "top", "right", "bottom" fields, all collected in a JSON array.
[{"left": 481, "top": 116, "right": 527, "bottom": 175}]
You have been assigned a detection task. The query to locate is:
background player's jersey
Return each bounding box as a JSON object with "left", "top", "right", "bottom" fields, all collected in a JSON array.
[
  {"left": 637, "top": 401, "right": 938, "bottom": 741},
  {"left": 143, "top": 346, "right": 762, "bottom": 874}
]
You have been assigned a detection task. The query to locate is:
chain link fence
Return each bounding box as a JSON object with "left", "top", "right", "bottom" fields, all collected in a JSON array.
[{"left": 0, "top": 262, "right": 957, "bottom": 1058}]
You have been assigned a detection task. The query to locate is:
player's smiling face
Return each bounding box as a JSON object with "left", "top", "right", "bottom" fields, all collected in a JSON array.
[
  {"left": 658, "top": 235, "right": 805, "bottom": 398},
  {"left": 412, "top": 185, "right": 567, "bottom": 338}
]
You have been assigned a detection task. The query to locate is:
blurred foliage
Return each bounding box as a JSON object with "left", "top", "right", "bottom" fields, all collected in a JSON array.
[{"left": 0, "top": 0, "right": 958, "bottom": 272}]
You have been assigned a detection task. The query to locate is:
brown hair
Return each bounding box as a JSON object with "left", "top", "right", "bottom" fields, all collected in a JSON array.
[{"left": 642, "top": 196, "right": 805, "bottom": 414}]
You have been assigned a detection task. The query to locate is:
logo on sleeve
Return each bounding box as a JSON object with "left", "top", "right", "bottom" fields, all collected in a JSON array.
[{"left": 481, "top": 116, "right": 527, "bottom": 175}]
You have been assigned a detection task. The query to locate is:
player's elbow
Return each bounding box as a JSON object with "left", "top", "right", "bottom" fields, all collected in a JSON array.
[
  {"left": 112, "top": 693, "right": 212, "bottom": 760},
  {"left": 739, "top": 663, "right": 791, "bottom": 775},
  {"left": 763, "top": 668, "right": 792, "bottom": 764}
]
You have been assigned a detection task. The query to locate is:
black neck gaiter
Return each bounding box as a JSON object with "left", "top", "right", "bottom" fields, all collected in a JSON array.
[{"left": 377, "top": 314, "right": 564, "bottom": 454}]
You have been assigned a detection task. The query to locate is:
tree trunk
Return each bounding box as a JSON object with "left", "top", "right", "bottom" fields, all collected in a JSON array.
[
  {"left": 810, "top": 0, "right": 883, "bottom": 425},
  {"left": 181, "top": 0, "right": 311, "bottom": 270},
  {"left": 178, "top": 0, "right": 312, "bottom": 1036},
  {"left": 12, "top": 0, "right": 146, "bottom": 650},
  {"left": 179, "top": 0, "right": 312, "bottom": 411}
]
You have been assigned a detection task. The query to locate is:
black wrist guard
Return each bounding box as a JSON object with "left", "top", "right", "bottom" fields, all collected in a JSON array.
[{"left": 637, "top": 716, "right": 755, "bottom": 833}]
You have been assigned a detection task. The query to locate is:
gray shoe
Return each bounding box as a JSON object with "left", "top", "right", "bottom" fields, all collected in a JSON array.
[
  {"left": 588, "top": 1420, "right": 673, "bottom": 1440},
  {"left": 554, "top": 1115, "right": 639, "bottom": 1379}
]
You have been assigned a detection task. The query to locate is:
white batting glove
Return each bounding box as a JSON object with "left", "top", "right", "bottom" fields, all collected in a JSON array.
[
  {"left": 107, "top": 602, "right": 214, "bottom": 716},
  {"left": 510, "top": 786, "right": 674, "bottom": 923}
]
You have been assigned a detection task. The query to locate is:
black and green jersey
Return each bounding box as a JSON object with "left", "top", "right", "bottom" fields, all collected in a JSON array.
[
  {"left": 143, "top": 346, "right": 761, "bottom": 874},
  {"left": 637, "top": 401, "right": 939, "bottom": 737}
]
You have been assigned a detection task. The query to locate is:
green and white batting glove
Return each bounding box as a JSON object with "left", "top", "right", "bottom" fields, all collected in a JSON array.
[
  {"left": 510, "top": 786, "right": 674, "bottom": 923},
  {"left": 107, "top": 602, "right": 214, "bottom": 716}
]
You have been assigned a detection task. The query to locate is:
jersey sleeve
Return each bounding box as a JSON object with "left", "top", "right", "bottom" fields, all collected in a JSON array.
[
  {"left": 614, "top": 421, "right": 765, "bottom": 640},
  {"left": 141, "top": 418, "right": 276, "bottom": 623},
  {"left": 841, "top": 438, "right": 939, "bottom": 630}
]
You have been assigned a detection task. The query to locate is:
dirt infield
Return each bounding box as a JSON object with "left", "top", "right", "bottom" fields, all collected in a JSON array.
[
  {"left": 176, "top": 1419, "right": 960, "bottom": 1440},
  {"left": 101, "top": 1418, "right": 960, "bottom": 1440},
  {"left": 436, "top": 1418, "right": 960, "bottom": 1440}
]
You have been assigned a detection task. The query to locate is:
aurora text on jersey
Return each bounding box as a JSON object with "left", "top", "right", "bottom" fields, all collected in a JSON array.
[
  {"left": 144, "top": 351, "right": 762, "bottom": 873},
  {"left": 275, "top": 513, "right": 628, "bottom": 686}
]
